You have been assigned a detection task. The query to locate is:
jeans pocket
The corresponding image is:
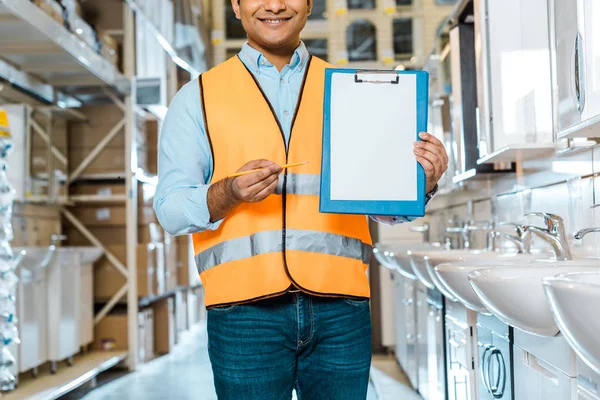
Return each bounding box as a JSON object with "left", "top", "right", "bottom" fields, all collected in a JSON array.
[
  {"left": 343, "top": 298, "right": 370, "bottom": 307},
  {"left": 208, "top": 304, "right": 239, "bottom": 314}
]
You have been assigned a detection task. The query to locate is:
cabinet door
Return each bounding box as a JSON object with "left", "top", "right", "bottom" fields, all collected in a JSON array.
[
  {"left": 487, "top": 0, "right": 523, "bottom": 150},
  {"left": 428, "top": 306, "right": 446, "bottom": 400},
  {"left": 417, "top": 288, "right": 430, "bottom": 399},
  {"left": 552, "top": 0, "right": 583, "bottom": 134},
  {"left": 404, "top": 280, "right": 419, "bottom": 389},
  {"left": 520, "top": 0, "right": 553, "bottom": 143},
  {"left": 582, "top": 0, "right": 600, "bottom": 122},
  {"left": 393, "top": 272, "right": 408, "bottom": 370},
  {"left": 487, "top": 0, "right": 553, "bottom": 150}
]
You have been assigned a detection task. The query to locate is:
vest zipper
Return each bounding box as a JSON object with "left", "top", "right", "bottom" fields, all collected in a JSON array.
[{"left": 238, "top": 56, "right": 369, "bottom": 301}]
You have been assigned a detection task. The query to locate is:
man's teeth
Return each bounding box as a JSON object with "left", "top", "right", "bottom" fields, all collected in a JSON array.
[{"left": 264, "top": 19, "right": 286, "bottom": 22}]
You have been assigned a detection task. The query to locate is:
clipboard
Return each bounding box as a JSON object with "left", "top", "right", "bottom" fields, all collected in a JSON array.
[{"left": 319, "top": 68, "right": 429, "bottom": 217}]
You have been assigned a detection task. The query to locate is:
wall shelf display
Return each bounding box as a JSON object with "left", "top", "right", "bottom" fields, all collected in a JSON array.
[
  {"left": 476, "top": 0, "right": 554, "bottom": 157},
  {"left": 550, "top": 0, "right": 600, "bottom": 139},
  {"left": 447, "top": 2, "right": 515, "bottom": 183},
  {"left": 477, "top": 143, "right": 557, "bottom": 165},
  {"left": 0, "top": 0, "right": 129, "bottom": 94}
]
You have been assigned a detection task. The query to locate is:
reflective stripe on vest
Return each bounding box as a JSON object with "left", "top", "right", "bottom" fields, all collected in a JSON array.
[
  {"left": 195, "top": 229, "right": 372, "bottom": 273},
  {"left": 274, "top": 173, "right": 321, "bottom": 195}
]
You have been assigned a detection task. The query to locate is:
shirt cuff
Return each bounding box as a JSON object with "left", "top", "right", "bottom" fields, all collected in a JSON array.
[
  {"left": 183, "top": 184, "right": 224, "bottom": 232},
  {"left": 370, "top": 184, "right": 439, "bottom": 225}
]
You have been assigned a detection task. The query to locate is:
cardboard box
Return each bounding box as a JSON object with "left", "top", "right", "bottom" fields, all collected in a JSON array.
[
  {"left": 11, "top": 204, "right": 61, "bottom": 247},
  {"left": 69, "top": 181, "right": 155, "bottom": 207},
  {"left": 64, "top": 226, "right": 156, "bottom": 246},
  {"left": 99, "top": 32, "right": 119, "bottom": 68},
  {"left": 176, "top": 234, "right": 191, "bottom": 247},
  {"left": 68, "top": 205, "right": 158, "bottom": 227},
  {"left": 60, "top": 0, "right": 82, "bottom": 17},
  {"left": 175, "top": 291, "right": 188, "bottom": 341},
  {"left": 69, "top": 105, "right": 147, "bottom": 149},
  {"left": 165, "top": 233, "right": 178, "bottom": 291},
  {"left": 137, "top": 310, "right": 147, "bottom": 362},
  {"left": 94, "top": 312, "right": 128, "bottom": 351},
  {"left": 80, "top": 0, "right": 124, "bottom": 32},
  {"left": 93, "top": 243, "right": 165, "bottom": 301},
  {"left": 146, "top": 120, "right": 158, "bottom": 174},
  {"left": 187, "top": 291, "right": 198, "bottom": 327},
  {"left": 68, "top": 105, "right": 148, "bottom": 175},
  {"left": 95, "top": 309, "right": 153, "bottom": 363},
  {"left": 34, "top": 0, "right": 65, "bottom": 25},
  {"left": 176, "top": 244, "right": 200, "bottom": 287},
  {"left": 69, "top": 146, "right": 148, "bottom": 176},
  {"left": 144, "top": 309, "right": 155, "bottom": 361},
  {"left": 69, "top": 13, "right": 98, "bottom": 51},
  {"left": 153, "top": 298, "right": 175, "bottom": 354}
]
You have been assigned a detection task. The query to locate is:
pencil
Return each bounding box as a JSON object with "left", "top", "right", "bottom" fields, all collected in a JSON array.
[{"left": 227, "top": 161, "right": 309, "bottom": 178}]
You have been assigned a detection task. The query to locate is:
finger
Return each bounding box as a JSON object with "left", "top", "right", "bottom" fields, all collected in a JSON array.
[
  {"left": 414, "top": 141, "right": 448, "bottom": 170},
  {"left": 418, "top": 132, "right": 444, "bottom": 147},
  {"left": 247, "top": 171, "right": 281, "bottom": 197},
  {"left": 237, "top": 164, "right": 281, "bottom": 187},
  {"left": 251, "top": 176, "right": 280, "bottom": 202},
  {"left": 416, "top": 149, "right": 444, "bottom": 177},
  {"left": 238, "top": 159, "right": 275, "bottom": 172},
  {"left": 414, "top": 140, "right": 445, "bottom": 159},
  {"left": 248, "top": 164, "right": 282, "bottom": 186},
  {"left": 416, "top": 155, "right": 437, "bottom": 178}
]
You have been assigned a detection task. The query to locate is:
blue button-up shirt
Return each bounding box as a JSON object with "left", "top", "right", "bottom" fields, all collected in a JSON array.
[{"left": 154, "top": 42, "right": 424, "bottom": 236}]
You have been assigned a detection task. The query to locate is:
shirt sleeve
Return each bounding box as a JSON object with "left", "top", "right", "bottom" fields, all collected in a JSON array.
[
  {"left": 153, "top": 79, "right": 224, "bottom": 236},
  {"left": 370, "top": 184, "right": 439, "bottom": 226}
]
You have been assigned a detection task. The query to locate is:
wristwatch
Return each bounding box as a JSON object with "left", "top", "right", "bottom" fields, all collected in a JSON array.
[{"left": 425, "top": 183, "right": 439, "bottom": 204}]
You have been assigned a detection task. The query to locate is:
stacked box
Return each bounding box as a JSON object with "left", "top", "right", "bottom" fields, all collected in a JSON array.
[
  {"left": 165, "top": 232, "right": 178, "bottom": 291},
  {"left": 34, "top": 0, "right": 65, "bottom": 25},
  {"left": 68, "top": 105, "right": 148, "bottom": 176},
  {"left": 92, "top": 243, "right": 164, "bottom": 301},
  {"left": 152, "top": 298, "right": 175, "bottom": 355},
  {"left": 176, "top": 236, "right": 201, "bottom": 287},
  {"left": 94, "top": 309, "right": 155, "bottom": 364}
]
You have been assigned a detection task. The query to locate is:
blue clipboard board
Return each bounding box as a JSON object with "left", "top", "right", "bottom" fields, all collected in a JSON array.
[{"left": 319, "top": 68, "right": 429, "bottom": 217}]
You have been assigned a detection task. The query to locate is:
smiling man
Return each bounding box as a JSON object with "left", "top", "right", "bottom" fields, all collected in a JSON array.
[{"left": 153, "top": 0, "right": 448, "bottom": 397}]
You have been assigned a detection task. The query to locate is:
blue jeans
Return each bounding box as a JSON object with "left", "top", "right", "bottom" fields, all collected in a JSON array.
[{"left": 207, "top": 292, "right": 372, "bottom": 400}]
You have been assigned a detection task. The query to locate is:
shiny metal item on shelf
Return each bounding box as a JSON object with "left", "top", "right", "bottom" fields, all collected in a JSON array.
[{"left": 522, "top": 212, "right": 572, "bottom": 260}]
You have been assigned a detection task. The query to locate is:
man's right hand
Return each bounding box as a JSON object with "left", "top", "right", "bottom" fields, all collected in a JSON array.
[
  {"left": 207, "top": 159, "right": 282, "bottom": 223},
  {"left": 231, "top": 160, "right": 282, "bottom": 203}
]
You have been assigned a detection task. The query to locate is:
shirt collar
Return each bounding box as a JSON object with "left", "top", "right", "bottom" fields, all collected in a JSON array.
[{"left": 238, "top": 41, "right": 310, "bottom": 73}]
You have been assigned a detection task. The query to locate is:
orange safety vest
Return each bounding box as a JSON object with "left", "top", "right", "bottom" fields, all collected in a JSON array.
[{"left": 193, "top": 55, "right": 373, "bottom": 308}]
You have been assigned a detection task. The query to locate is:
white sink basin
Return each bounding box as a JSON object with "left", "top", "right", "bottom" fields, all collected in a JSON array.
[
  {"left": 543, "top": 271, "right": 600, "bottom": 374},
  {"left": 13, "top": 246, "right": 55, "bottom": 270},
  {"left": 409, "top": 249, "right": 493, "bottom": 292},
  {"left": 390, "top": 243, "right": 436, "bottom": 280},
  {"left": 468, "top": 261, "right": 600, "bottom": 336},
  {"left": 373, "top": 244, "right": 402, "bottom": 271},
  {"left": 434, "top": 254, "right": 546, "bottom": 313},
  {"left": 76, "top": 247, "right": 103, "bottom": 265}
]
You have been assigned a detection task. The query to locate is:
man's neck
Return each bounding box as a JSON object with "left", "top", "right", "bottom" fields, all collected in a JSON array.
[{"left": 248, "top": 40, "right": 299, "bottom": 71}]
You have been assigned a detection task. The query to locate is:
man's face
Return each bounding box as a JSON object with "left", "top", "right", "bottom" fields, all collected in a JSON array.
[{"left": 232, "top": 0, "right": 311, "bottom": 52}]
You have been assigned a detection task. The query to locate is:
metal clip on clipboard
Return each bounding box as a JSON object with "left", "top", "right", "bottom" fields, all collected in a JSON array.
[{"left": 354, "top": 69, "right": 399, "bottom": 84}]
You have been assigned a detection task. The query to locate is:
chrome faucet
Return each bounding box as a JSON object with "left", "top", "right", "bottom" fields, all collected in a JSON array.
[
  {"left": 446, "top": 220, "right": 493, "bottom": 250},
  {"left": 409, "top": 222, "right": 430, "bottom": 242},
  {"left": 574, "top": 227, "right": 600, "bottom": 240},
  {"left": 522, "top": 212, "right": 571, "bottom": 260},
  {"left": 491, "top": 222, "right": 530, "bottom": 253}
]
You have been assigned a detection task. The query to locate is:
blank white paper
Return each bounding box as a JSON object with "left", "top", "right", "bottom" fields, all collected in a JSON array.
[{"left": 329, "top": 72, "right": 418, "bottom": 201}]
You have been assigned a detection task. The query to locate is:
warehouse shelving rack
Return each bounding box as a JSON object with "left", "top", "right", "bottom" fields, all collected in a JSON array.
[{"left": 0, "top": 0, "right": 206, "bottom": 397}]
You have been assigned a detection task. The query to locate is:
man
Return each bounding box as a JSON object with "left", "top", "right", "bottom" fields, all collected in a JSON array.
[{"left": 153, "top": 0, "right": 448, "bottom": 396}]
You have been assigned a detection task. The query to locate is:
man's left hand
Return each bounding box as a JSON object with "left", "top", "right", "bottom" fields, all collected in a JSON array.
[{"left": 413, "top": 132, "right": 449, "bottom": 193}]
